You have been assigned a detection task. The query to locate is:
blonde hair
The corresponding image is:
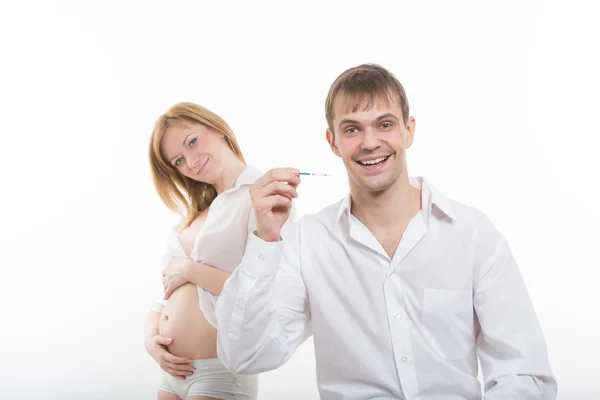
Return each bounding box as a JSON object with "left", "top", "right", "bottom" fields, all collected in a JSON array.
[
  {"left": 149, "top": 102, "right": 246, "bottom": 230},
  {"left": 325, "top": 64, "right": 410, "bottom": 133}
]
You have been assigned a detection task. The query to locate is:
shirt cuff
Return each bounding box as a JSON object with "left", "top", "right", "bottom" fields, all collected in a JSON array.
[{"left": 240, "top": 231, "right": 284, "bottom": 282}]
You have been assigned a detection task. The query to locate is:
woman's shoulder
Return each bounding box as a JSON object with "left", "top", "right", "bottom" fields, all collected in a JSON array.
[{"left": 236, "top": 165, "right": 264, "bottom": 187}]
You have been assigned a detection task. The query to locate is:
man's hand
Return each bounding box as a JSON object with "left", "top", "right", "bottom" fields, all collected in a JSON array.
[
  {"left": 145, "top": 335, "right": 195, "bottom": 380},
  {"left": 249, "top": 168, "right": 300, "bottom": 242},
  {"left": 162, "top": 256, "right": 192, "bottom": 299}
]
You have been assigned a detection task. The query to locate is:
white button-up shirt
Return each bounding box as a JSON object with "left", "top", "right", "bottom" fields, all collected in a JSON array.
[
  {"left": 216, "top": 177, "right": 557, "bottom": 399},
  {"left": 149, "top": 166, "right": 265, "bottom": 327}
]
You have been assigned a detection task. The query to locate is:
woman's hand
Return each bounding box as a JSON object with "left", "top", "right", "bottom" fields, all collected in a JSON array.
[
  {"left": 162, "top": 256, "right": 193, "bottom": 299},
  {"left": 145, "top": 335, "right": 195, "bottom": 380}
]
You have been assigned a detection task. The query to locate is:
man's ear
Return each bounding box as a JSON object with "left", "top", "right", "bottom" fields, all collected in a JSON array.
[
  {"left": 404, "top": 116, "right": 416, "bottom": 149},
  {"left": 326, "top": 128, "right": 341, "bottom": 157}
]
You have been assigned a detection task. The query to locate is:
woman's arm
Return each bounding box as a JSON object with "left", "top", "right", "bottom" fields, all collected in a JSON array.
[
  {"left": 163, "top": 257, "right": 231, "bottom": 299},
  {"left": 144, "top": 311, "right": 161, "bottom": 347},
  {"left": 182, "top": 259, "right": 231, "bottom": 296}
]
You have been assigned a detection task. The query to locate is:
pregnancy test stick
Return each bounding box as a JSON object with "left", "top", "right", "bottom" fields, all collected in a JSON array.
[{"left": 299, "top": 172, "right": 332, "bottom": 176}]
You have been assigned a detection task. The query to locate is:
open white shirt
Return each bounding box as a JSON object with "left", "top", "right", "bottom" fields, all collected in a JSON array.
[
  {"left": 149, "top": 166, "right": 265, "bottom": 328},
  {"left": 216, "top": 177, "right": 557, "bottom": 399}
]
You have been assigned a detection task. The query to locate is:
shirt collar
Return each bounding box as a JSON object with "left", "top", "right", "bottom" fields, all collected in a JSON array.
[
  {"left": 412, "top": 177, "right": 456, "bottom": 221},
  {"left": 233, "top": 165, "right": 263, "bottom": 188},
  {"left": 336, "top": 177, "right": 456, "bottom": 223}
]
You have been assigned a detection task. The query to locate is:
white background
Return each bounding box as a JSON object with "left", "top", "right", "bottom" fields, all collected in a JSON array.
[{"left": 1, "top": 1, "right": 599, "bottom": 399}]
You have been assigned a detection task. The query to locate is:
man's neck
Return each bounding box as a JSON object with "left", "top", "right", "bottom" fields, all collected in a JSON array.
[{"left": 350, "top": 174, "right": 422, "bottom": 230}]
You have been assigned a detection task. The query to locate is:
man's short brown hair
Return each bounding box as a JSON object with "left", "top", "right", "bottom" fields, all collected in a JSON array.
[{"left": 325, "top": 64, "right": 410, "bottom": 133}]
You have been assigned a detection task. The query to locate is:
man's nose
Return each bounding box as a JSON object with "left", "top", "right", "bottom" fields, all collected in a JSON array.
[{"left": 361, "top": 129, "right": 379, "bottom": 150}]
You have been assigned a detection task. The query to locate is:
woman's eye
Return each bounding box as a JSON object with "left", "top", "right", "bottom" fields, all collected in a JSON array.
[
  {"left": 189, "top": 138, "right": 197, "bottom": 146},
  {"left": 175, "top": 157, "right": 183, "bottom": 166}
]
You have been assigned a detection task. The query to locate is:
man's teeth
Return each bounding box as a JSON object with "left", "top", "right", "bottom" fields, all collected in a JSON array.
[{"left": 359, "top": 156, "right": 388, "bottom": 166}]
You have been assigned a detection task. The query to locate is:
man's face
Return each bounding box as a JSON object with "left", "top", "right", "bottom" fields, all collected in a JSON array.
[{"left": 326, "top": 96, "right": 415, "bottom": 194}]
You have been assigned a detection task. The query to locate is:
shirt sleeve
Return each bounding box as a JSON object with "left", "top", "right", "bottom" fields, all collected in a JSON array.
[
  {"left": 473, "top": 214, "right": 557, "bottom": 399},
  {"left": 216, "top": 221, "right": 312, "bottom": 374}
]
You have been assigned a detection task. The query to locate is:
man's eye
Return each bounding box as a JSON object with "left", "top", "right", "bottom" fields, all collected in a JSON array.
[
  {"left": 381, "top": 122, "right": 392, "bottom": 129},
  {"left": 345, "top": 127, "right": 358, "bottom": 134}
]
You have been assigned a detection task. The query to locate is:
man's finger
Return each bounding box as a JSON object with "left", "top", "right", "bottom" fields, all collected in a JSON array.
[
  {"left": 267, "top": 195, "right": 293, "bottom": 211},
  {"left": 258, "top": 181, "right": 298, "bottom": 200},
  {"left": 254, "top": 168, "right": 300, "bottom": 190}
]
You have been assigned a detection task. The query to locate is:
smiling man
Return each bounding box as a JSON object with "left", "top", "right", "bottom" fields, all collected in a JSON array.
[{"left": 215, "top": 64, "right": 557, "bottom": 399}]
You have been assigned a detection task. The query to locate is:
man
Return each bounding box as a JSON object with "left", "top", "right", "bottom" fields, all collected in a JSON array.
[{"left": 215, "top": 64, "right": 557, "bottom": 399}]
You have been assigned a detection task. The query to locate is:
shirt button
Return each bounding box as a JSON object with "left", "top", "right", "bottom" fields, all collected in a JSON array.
[
  {"left": 401, "top": 356, "right": 408, "bottom": 363},
  {"left": 258, "top": 254, "right": 265, "bottom": 261},
  {"left": 394, "top": 313, "right": 401, "bottom": 319}
]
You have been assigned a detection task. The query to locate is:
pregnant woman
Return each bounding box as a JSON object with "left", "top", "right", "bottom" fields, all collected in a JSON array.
[{"left": 144, "top": 102, "right": 283, "bottom": 400}]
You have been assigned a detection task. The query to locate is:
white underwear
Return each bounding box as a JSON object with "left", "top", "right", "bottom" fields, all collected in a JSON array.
[{"left": 159, "top": 358, "right": 258, "bottom": 399}]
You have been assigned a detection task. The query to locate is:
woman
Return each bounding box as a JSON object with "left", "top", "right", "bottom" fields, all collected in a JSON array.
[{"left": 144, "top": 102, "right": 272, "bottom": 400}]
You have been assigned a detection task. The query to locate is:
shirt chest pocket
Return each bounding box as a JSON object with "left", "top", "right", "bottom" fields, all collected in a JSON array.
[{"left": 422, "top": 288, "right": 475, "bottom": 360}]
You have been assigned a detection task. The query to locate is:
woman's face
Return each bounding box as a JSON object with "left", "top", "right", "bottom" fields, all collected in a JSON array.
[{"left": 160, "top": 122, "right": 230, "bottom": 185}]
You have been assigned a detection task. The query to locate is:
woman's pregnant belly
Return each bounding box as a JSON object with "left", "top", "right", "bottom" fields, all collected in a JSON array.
[{"left": 158, "top": 283, "right": 218, "bottom": 360}]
